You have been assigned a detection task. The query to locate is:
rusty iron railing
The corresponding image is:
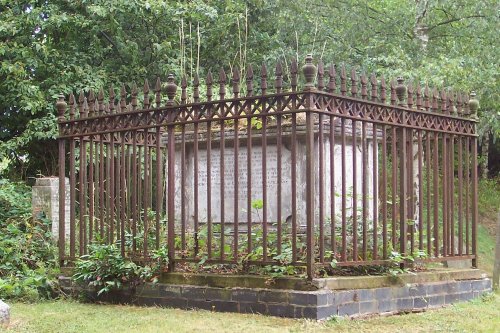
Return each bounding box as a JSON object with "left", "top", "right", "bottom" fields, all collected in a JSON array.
[{"left": 56, "top": 55, "right": 480, "bottom": 279}]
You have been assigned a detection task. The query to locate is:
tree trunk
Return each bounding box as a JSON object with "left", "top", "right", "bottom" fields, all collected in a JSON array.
[
  {"left": 480, "top": 132, "right": 490, "bottom": 179},
  {"left": 412, "top": 0, "right": 430, "bottom": 236},
  {"left": 414, "top": 0, "right": 430, "bottom": 52}
]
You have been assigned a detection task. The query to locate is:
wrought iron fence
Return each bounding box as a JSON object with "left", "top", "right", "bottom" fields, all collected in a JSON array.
[{"left": 56, "top": 55, "right": 479, "bottom": 279}]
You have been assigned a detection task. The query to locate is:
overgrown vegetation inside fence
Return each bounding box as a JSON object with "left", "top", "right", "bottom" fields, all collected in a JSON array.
[{"left": 71, "top": 198, "right": 429, "bottom": 290}]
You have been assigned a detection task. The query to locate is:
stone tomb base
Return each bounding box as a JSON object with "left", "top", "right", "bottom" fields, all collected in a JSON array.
[{"left": 59, "top": 268, "right": 491, "bottom": 320}]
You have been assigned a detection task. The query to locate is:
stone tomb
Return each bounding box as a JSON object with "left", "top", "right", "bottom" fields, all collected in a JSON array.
[{"left": 166, "top": 120, "right": 377, "bottom": 230}]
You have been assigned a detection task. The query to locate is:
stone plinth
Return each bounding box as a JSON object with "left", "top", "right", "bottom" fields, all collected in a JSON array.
[
  {"left": 59, "top": 269, "right": 492, "bottom": 320},
  {"left": 32, "top": 177, "right": 70, "bottom": 239},
  {"left": 165, "top": 120, "right": 378, "bottom": 229}
]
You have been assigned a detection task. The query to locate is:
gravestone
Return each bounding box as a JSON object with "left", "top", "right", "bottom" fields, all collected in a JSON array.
[
  {"left": 32, "top": 177, "right": 70, "bottom": 239},
  {"left": 0, "top": 300, "right": 9, "bottom": 327},
  {"left": 166, "top": 120, "right": 378, "bottom": 230}
]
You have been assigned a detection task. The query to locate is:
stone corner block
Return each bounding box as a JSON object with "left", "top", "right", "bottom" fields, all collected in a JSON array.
[{"left": 289, "top": 291, "right": 330, "bottom": 306}]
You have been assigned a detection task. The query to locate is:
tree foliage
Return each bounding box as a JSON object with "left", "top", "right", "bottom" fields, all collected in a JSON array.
[{"left": 1, "top": 0, "right": 498, "bottom": 178}]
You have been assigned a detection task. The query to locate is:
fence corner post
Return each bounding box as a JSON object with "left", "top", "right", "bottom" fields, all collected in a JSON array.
[
  {"left": 56, "top": 94, "right": 67, "bottom": 266},
  {"left": 469, "top": 91, "right": 479, "bottom": 268},
  {"left": 396, "top": 78, "right": 408, "bottom": 267},
  {"left": 166, "top": 74, "right": 177, "bottom": 272},
  {"left": 303, "top": 54, "right": 316, "bottom": 280}
]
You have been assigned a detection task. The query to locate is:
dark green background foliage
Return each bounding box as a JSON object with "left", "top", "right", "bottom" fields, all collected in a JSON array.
[{"left": 1, "top": 0, "right": 498, "bottom": 178}]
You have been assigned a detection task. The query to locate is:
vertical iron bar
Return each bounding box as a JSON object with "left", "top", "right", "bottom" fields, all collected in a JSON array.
[
  {"left": 137, "top": 145, "right": 142, "bottom": 238},
  {"left": 352, "top": 119, "right": 358, "bottom": 261},
  {"left": 381, "top": 125, "right": 388, "bottom": 259},
  {"left": 115, "top": 135, "right": 121, "bottom": 247},
  {"left": 399, "top": 122, "right": 408, "bottom": 257},
  {"left": 181, "top": 126, "right": 187, "bottom": 256},
  {"left": 105, "top": 140, "right": 110, "bottom": 244},
  {"left": 372, "top": 123, "right": 378, "bottom": 260},
  {"left": 207, "top": 120, "right": 213, "bottom": 259},
  {"left": 361, "top": 121, "right": 367, "bottom": 260},
  {"left": 120, "top": 133, "right": 126, "bottom": 256},
  {"left": 408, "top": 131, "right": 414, "bottom": 255},
  {"left": 305, "top": 109, "right": 315, "bottom": 279},
  {"left": 149, "top": 145, "right": 153, "bottom": 238},
  {"left": 471, "top": 136, "right": 478, "bottom": 267},
  {"left": 93, "top": 141, "right": 98, "bottom": 241},
  {"left": 109, "top": 135, "right": 115, "bottom": 244},
  {"left": 330, "top": 114, "right": 336, "bottom": 255},
  {"left": 246, "top": 111, "right": 252, "bottom": 254},
  {"left": 194, "top": 119, "right": 199, "bottom": 257},
  {"left": 458, "top": 136, "right": 463, "bottom": 255},
  {"left": 156, "top": 127, "right": 162, "bottom": 251},
  {"left": 341, "top": 118, "right": 347, "bottom": 261},
  {"left": 125, "top": 145, "right": 131, "bottom": 246},
  {"left": 94, "top": 141, "right": 99, "bottom": 238},
  {"left": 88, "top": 137, "right": 94, "bottom": 242},
  {"left": 318, "top": 113, "right": 325, "bottom": 262},
  {"left": 418, "top": 131, "right": 424, "bottom": 250},
  {"left": 465, "top": 137, "right": 470, "bottom": 255},
  {"left": 276, "top": 107, "right": 283, "bottom": 255},
  {"left": 433, "top": 132, "right": 439, "bottom": 257},
  {"left": 426, "top": 132, "right": 431, "bottom": 255},
  {"left": 58, "top": 138, "right": 66, "bottom": 265},
  {"left": 450, "top": 135, "right": 455, "bottom": 255},
  {"left": 69, "top": 139, "right": 76, "bottom": 260},
  {"left": 391, "top": 127, "right": 397, "bottom": 249},
  {"left": 443, "top": 134, "right": 448, "bottom": 257},
  {"left": 220, "top": 116, "right": 226, "bottom": 260},
  {"left": 167, "top": 124, "right": 176, "bottom": 270},
  {"left": 132, "top": 133, "right": 137, "bottom": 253},
  {"left": 143, "top": 132, "right": 149, "bottom": 259},
  {"left": 291, "top": 112, "right": 297, "bottom": 262},
  {"left": 83, "top": 138, "right": 89, "bottom": 252},
  {"left": 261, "top": 104, "right": 268, "bottom": 263},
  {"left": 99, "top": 136, "right": 104, "bottom": 240},
  {"left": 233, "top": 112, "right": 239, "bottom": 261}
]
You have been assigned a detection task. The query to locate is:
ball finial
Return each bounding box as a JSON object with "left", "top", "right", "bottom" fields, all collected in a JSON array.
[
  {"left": 56, "top": 94, "right": 67, "bottom": 121},
  {"left": 468, "top": 91, "right": 479, "bottom": 120},
  {"left": 302, "top": 54, "right": 317, "bottom": 91},
  {"left": 165, "top": 74, "right": 177, "bottom": 106}
]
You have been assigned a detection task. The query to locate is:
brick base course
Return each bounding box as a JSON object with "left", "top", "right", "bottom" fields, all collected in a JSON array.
[{"left": 59, "top": 276, "right": 492, "bottom": 320}]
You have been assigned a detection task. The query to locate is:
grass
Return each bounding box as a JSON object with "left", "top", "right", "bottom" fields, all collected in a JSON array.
[
  {"left": 478, "top": 224, "right": 496, "bottom": 274},
  {"left": 5, "top": 292, "right": 500, "bottom": 333},
  {"left": 477, "top": 177, "right": 499, "bottom": 275},
  {"left": 478, "top": 178, "right": 500, "bottom": 219}
]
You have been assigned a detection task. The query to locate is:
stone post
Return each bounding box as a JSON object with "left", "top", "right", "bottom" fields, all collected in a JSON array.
[{"left": 32, "top": 177, "right": 70, "bottom": 239}]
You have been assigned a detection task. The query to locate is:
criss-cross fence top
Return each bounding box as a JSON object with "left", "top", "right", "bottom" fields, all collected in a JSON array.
[{"left": 56, "top": 54, "right": 479, "bottom": 279}]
